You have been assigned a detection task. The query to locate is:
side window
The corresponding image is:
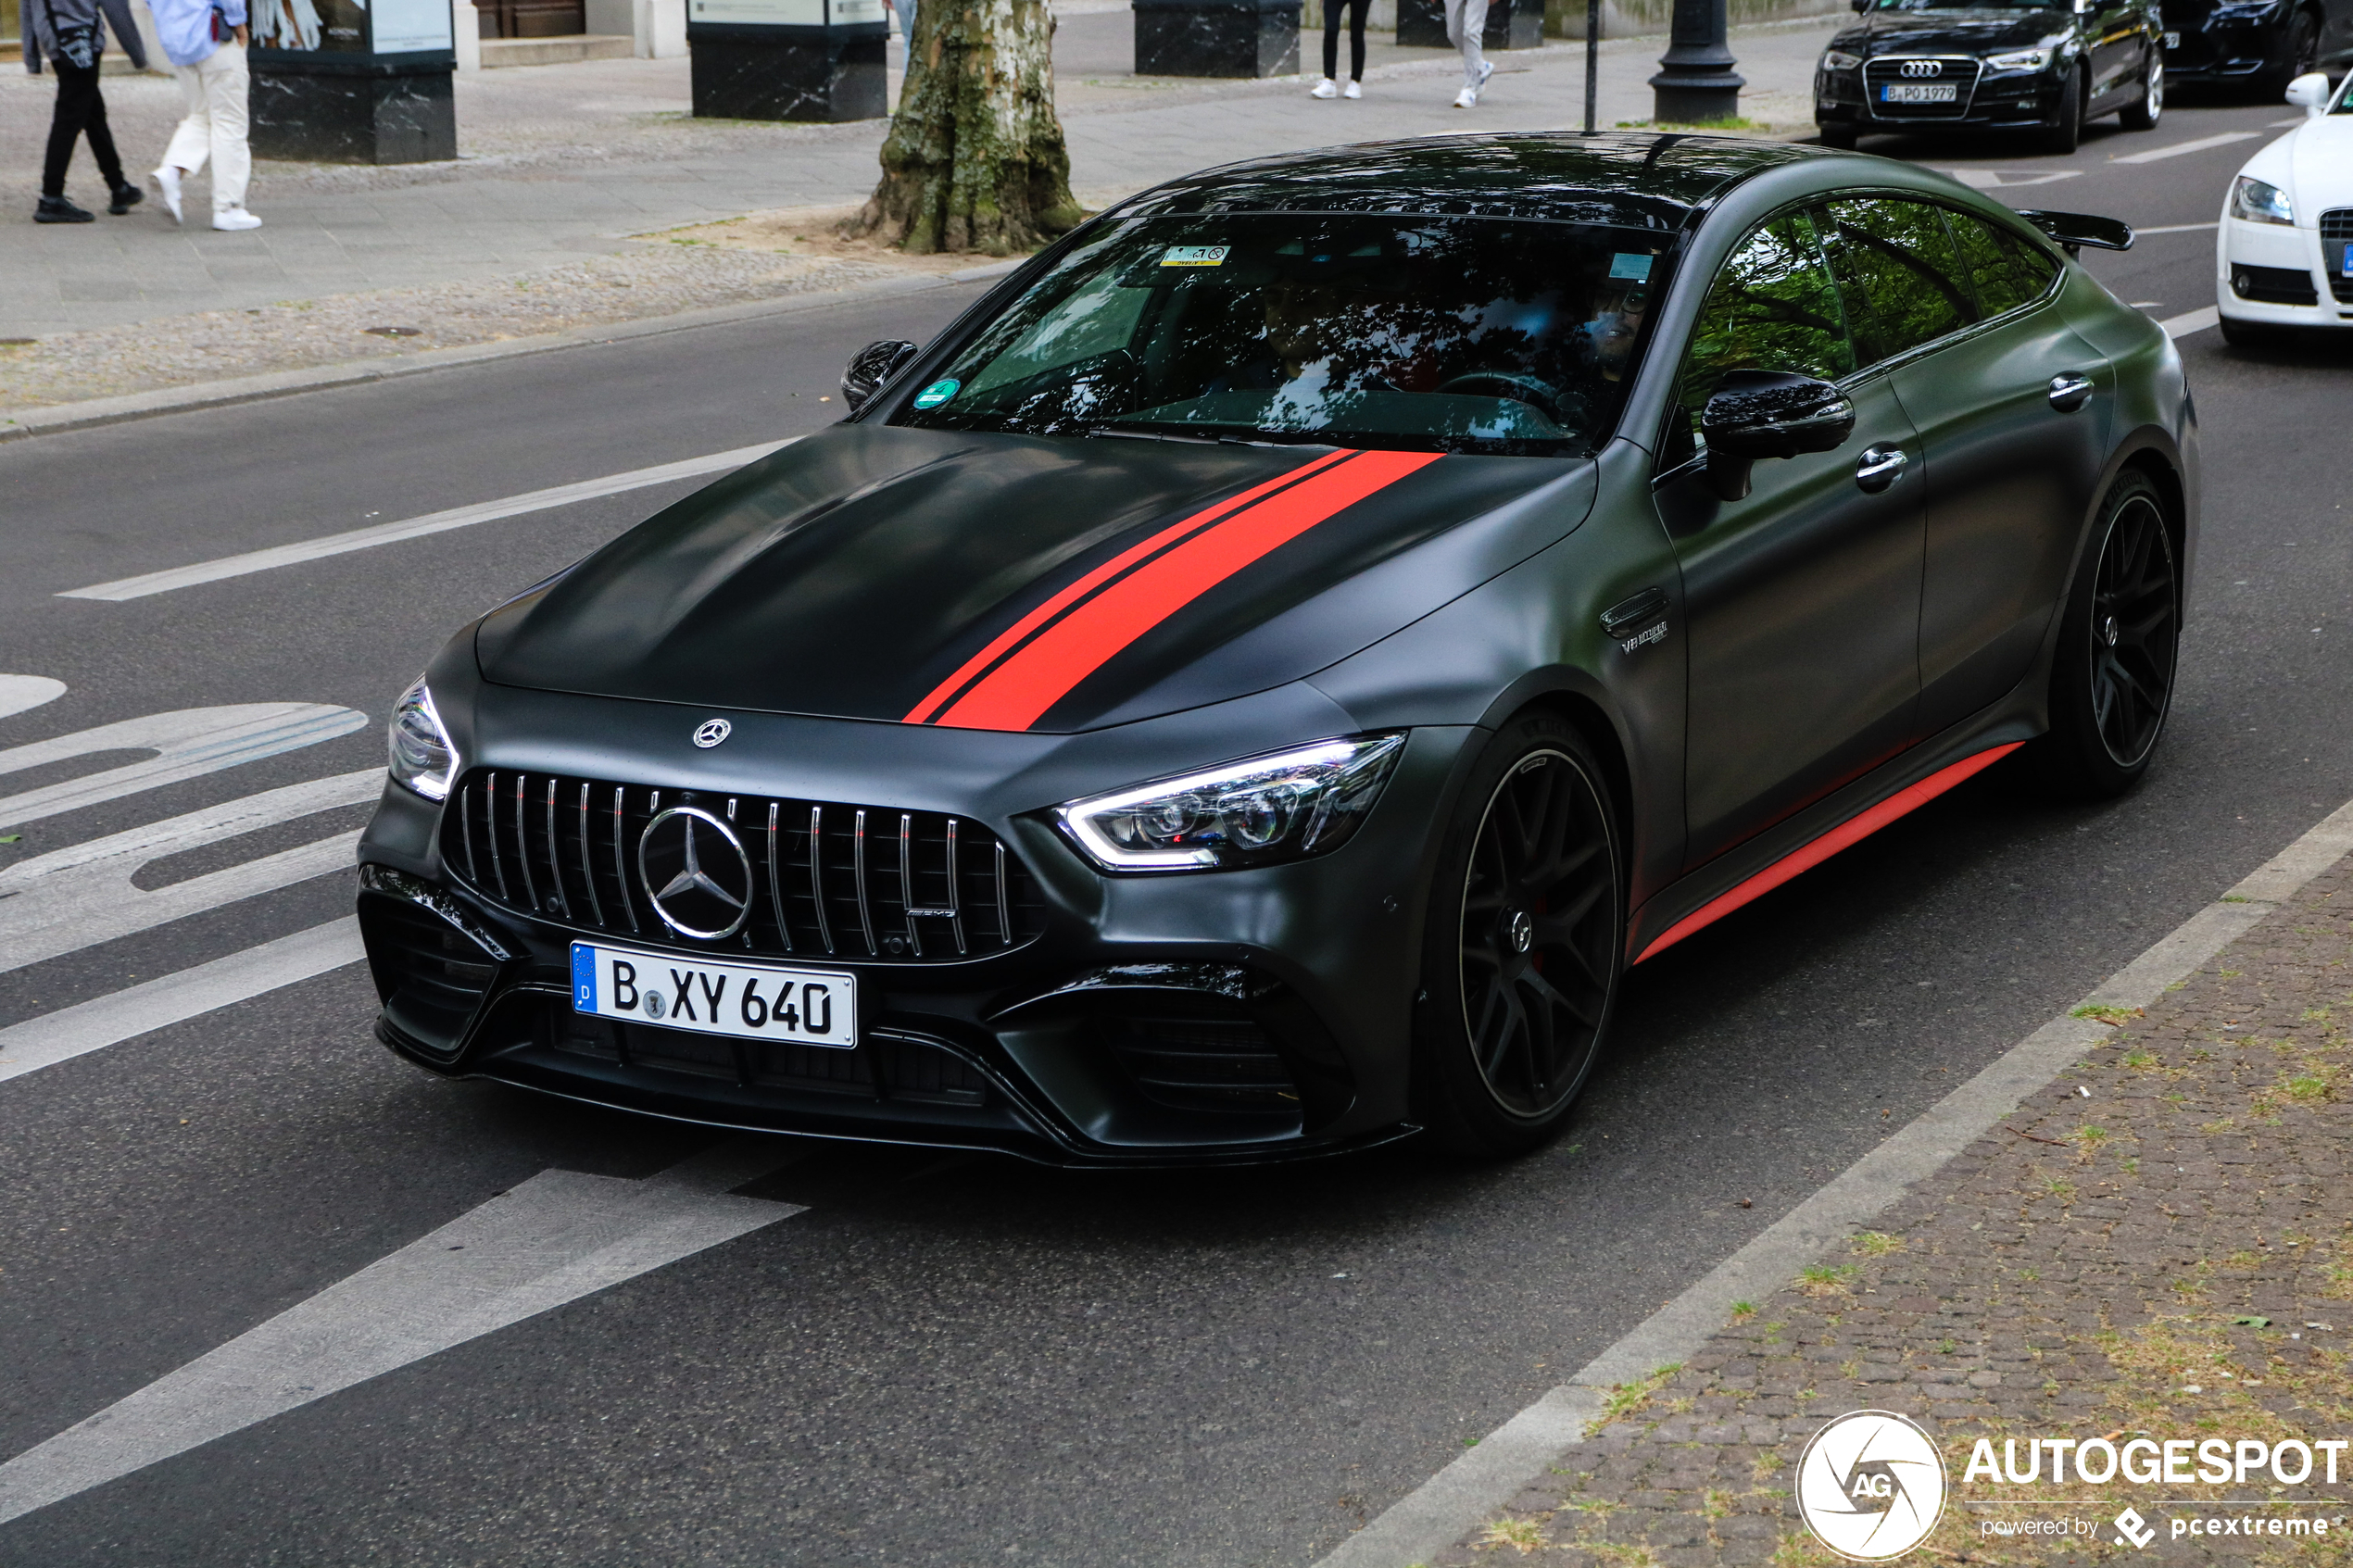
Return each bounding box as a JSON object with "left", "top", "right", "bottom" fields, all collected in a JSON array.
[
  {"left": 1944, "top": 209, "right": 2060, "bottom": 318},
  {"left": 1816, "top": 199, "right": 1979, "bottom": 369},
  {"left": 1671, "top": 212, "right": 1855, "bottom": 453}
]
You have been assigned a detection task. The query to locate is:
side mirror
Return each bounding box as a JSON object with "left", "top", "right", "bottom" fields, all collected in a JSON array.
[
  {"left": 841, "top": 340, "right": 920, "bottom": 411},
  {"left": 1698, "top": 371, "right": 1856, "bottom": 502},
  {"left": 2285, "top": 70, "right": 2331, "bottom": 116},
  {"left": 2014, "top": 208, "right": 2134, "bottom": 256}
]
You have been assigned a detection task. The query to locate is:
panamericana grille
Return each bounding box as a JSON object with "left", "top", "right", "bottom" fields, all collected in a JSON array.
[
  {"left": 440, "top": 770, "right": 1047, "bottom": 963},
  {"left": 1862, "top": 56, "right": 1982, "bottom": 119},
  {"left": 2322, "top": 210, "right": 2353, "bottom": 304}
]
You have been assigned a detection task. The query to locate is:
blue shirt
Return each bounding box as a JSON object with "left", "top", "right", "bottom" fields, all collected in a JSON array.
[{"left": 149, "top": 0, "right": 246, "bottom": 67}]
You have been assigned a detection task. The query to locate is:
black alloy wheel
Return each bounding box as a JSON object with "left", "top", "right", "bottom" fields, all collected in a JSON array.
[
  {"left": 2265, "top": 7, "right": 2320, "bottom": 95},
  {"left": 2026, "top": 471, "right": 2179, "bottom": 797},
  {"left": 2120, "top": 52, "right": 2162, "bottom": 130},
  {"left": 1416, "top": 712, "right": 1623, "bottom": 1157},
  {"left": 2044, "top": 68, "right": 2085, "bottom": 153}
]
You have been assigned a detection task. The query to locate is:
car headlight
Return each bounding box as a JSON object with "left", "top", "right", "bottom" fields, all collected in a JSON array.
[
  {"left": 1821, "top": 49, "right": 1863, "bottom": 70},
  {"left": 1984, "top": 45, "right": 2054, "bottom": 70},
  {"left": 2229, "top": 175, "right": 2294, "bottom": 226},
  {"left": 387, "top": 679, "right": 457, "bottom": 801},
  {"left": 1054, "top": 733, "right": 1407, "bottom": 872}
]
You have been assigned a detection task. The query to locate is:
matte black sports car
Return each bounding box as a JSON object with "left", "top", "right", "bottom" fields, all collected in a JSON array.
[
  {"left": 356, "top": 134, "right": 2196, "bottom": 1166},
  {"left": 1816, "top": 0, "right": 2168, "bottom": 153},
  {"left": 2160, "top": 0, "right": 2351, "bottom": 95}
]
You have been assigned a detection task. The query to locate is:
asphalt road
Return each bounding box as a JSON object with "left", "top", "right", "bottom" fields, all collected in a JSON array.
[{"left": 2, "top": 98, "right": 2348, "bottom": 1567}]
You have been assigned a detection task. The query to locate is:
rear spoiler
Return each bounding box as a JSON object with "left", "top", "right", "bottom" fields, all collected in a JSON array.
[{"left": 2015, "top": 209, "right": 2135, "bottom": 257}]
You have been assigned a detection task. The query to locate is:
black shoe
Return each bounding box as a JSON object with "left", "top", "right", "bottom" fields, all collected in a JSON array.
[
  {"left": 34, "top": 194, "right": 94, "bottom": 224},
  {"left": 107, "top": 184, "right": 144, "bottom": 216}
]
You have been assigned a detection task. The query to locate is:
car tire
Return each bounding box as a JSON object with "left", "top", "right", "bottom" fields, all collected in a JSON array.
[
  {"left": 2261, "top": 8, "right": 2320, "bottom": 97},
  {"left": 2022, "top": 470, "right": 2180, "bottom": 799},
  {"left": 1818, "top": 122, "right": 1859, "bottom": 149},
  {"left": 1413, "top": 711, "right": 1624, "bottom": 1160},
  {"left": 2042, "top": 69, "right": 2084, "bottom": 154},
  {"left": 2119, "top": 53, "right": 2162, "bottom": 129}
]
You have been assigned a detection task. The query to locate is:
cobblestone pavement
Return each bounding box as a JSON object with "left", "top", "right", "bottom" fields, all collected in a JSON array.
[
  {"left": 0, "top": 12, "right": 1839, "bottom": 403},
  {"left": 1432, "top": 859, "right": 2353, "bottom": 1567}
]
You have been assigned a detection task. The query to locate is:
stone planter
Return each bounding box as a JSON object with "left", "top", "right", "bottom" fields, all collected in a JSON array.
[{"left": 1134, "top": 0, "right": 1302, "bottom": 78}]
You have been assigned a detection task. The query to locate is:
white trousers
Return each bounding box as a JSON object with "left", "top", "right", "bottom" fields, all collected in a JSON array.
[
  {"left": 1443, "top": 0, "right": 1488, "bottom": 91},
  {"left": 163, "top": 42, "right": 250, "bottom": 214}
]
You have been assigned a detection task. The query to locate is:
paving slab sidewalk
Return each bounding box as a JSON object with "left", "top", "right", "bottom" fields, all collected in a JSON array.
[
  {"left": 0, "top": 13, "right": 1842, "bottom": 411},
  {"left": 1420, "top": 858, "right": 2353, "bottom": 1566}
]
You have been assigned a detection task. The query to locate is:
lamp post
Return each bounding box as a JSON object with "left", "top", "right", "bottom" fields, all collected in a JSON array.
[{"left": 1647, "top": 0, "right": 1742, "bottom": 124}]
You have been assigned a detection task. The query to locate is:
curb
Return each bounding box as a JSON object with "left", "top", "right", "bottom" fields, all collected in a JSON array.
[
  {"left": 1315, "top": 792, "right": 2353, "bottom": 1568},
  {"left": 0, "top": 259, "right": 1025, "bottom": 445}
]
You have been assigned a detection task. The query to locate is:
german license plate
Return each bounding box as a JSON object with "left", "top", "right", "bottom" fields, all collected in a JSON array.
[
  {"left": 2163, "top": 29, "right": 2180, "bottom": 45},
  {"left": 2341, "top": 242, "right": 2352, "bottom": 274},
  {"left": 1881, "top": 82, "right": 1957, "bottom": 102},
  {"left": 571, "top": 942, "right": 856, "bottom": 1048}
]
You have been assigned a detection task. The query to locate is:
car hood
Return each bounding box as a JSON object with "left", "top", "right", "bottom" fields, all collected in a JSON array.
[
  {"left": 475, "top": 423, "right": 1598, "bottom": 734},
  {"left": 1834, "top": 9, "right": 2062, "bottom": 52},
  {"left": 2284, "top": 117, "right": 2353, "bottom": 213}
]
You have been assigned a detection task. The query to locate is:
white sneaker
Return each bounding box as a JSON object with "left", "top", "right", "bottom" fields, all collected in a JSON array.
[
  {"left": 1453, "top": 86, "right": 1478, "bottom": 107},
  {"left": 1475, "top": 58, "right": 1495, "bottom": 100},
  {"left": 1311, "top": 76, "right": 1338, "bottom": 98},
  {"left": 150, "top": 166, "right": 182, "bottom": 224},
  {"left": 212, "top": 207, "right": 263, "bottom": 232},
  {"left": 1343, "top": 79, "right": 1362, "bottom": 98}
]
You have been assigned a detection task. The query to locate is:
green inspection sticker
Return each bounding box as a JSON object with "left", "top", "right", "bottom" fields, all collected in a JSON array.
[
  {"left": 912, "top": 378, "right": 960, "bottom": 409},
  {"left": 1159, "top": 245, "right": 1231, "bottom": 268}
]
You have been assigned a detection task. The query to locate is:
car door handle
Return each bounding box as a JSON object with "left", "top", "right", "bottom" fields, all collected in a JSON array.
[
  {"left": 2048, "top": 372, "right": 2095, "bottom": 412},
  {"left": 1855, "top": 445, "right": 1906, "bottom": 493}
]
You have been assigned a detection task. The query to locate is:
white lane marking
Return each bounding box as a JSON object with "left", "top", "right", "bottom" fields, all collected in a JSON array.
[
  {"left": 1944, "top": 167, "right": 2082, "bottom": 189},
  {"left": 58, "top": 441, "right": 793, "bottom": 603},
  {"left": 2161, "top": 305, "right": 2221, "bottom": 339},
  {"left": 1315, "top": 793, "right": 2353, "bottom": 1568},
  {"left": 0, "top": 704, "right": 367, "bottom": 833},
  {"left": 0, "top": 771, "right": 380, "bottom": 976},
  {"left": 2136, "top": 220, "right": 2219, "bottom": 234},
  {"left": 0, "top": 676, "right": 68, "bottom": 723},
  {"left": 0, "top": 1138, "right": 805, "bottom": 1526},
  {"left": 0, "top": 919, "right": 363, "bottom": 1084},
  {"left": 2109, "top": 130, "right": 2262, "bottom": 164}
]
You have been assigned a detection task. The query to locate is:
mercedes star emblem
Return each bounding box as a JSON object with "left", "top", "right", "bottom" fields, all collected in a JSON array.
[
  {"left": 692, "top": 718, "right": 733, "bottom": 749},
  {"left": 637, "top": 806, "right": 754, "bottom": 940}
]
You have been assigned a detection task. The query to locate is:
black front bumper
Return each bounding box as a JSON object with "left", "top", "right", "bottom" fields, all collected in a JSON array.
[
  {"left": 2161, "top": 14, "right": 2291, "bottom": 82},
  {"left": 354, "top": 713, "right": 1473, "bottom": 1167},
  {"left": 1816, "top": 69, "right": 2065, "bottom": 132}
]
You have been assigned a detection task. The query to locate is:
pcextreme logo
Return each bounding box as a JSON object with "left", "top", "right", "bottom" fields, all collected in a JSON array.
[{"left": 1796, "top": 1411, "right": 1949, "bottom": 1561}]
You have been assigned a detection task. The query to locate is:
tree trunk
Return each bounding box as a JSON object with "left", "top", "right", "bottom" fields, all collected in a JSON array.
[{"left": 852, "top": 0, "right": 1085, "bottom": 255}]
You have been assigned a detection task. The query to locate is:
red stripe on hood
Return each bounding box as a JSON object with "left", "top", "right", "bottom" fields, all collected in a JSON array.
[
  {"left": 930, "top": 448, "right": 1442, "bottom": 733},
  {"left": 900, "top": 450, "right": 1356, "bottom": 726}
]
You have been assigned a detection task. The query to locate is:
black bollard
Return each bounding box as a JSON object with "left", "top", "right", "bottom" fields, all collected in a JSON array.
[{"left": 1646, "top": 0, "right": 1742, "bottom": 125}]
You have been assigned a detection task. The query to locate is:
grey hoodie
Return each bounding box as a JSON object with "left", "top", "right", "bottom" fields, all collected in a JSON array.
[{"left": 22, "top": 0, "right": 152, "bottom": 72}]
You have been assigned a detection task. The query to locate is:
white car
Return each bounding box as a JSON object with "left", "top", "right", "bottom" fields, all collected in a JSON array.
[{"left": 2218, "top": 69, "right": 2353, "bottom": 344}]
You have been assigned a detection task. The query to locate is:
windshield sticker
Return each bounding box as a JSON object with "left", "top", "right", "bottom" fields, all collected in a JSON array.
[
  {"left": 912, "top": 379, "right": 961, "bottom": 409},
  {"left": 1609, "top": 253, "right": 1655, "bottom": 282},
  {"left": 1159, "top": 245, "right": 1231, "bottom": 268}
]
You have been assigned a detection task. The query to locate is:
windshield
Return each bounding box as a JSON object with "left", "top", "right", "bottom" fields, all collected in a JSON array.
[{"left": 888, "top": 214, "right": 1672, "bottom": 458}]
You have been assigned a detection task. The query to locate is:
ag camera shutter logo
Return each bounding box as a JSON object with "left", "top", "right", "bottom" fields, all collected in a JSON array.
[{"left": 1796, "top": 1411, "right": 1948, "bottom": 1561}]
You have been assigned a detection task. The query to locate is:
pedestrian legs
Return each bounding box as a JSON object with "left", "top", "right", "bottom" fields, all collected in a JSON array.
[
  {"left": 164, "top": 43, "right": 253, "bottom": 218},
  {"left": 1443, "top": 0, "right": 1490, "bottom": 102},
  {"left": 42, "top": 60, "right": 129, "bottom": 200},
  {"left": 1321, "top": 0, "right": 1370, "bottom": 83}
]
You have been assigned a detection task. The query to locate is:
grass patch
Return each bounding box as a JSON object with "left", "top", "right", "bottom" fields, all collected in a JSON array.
[
  {"left": 1593, "top": 1363, "right": 1682, "bottom": 1431},
  {"left": 1478, "top": 1516, "right": 1546, "bottom": 1553},
  {"left": 1853, "top": 1231, "right": 1904, "bottom": 1257},
  {"left": 1799, "top": 1262, "right": 1859, "bottom": 1296}
]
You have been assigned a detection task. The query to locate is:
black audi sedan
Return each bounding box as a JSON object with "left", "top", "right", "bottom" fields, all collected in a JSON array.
[
  {"left": 2160, "top": 0, "right": 2352, "bottom": 95},
  {"left": 1816, "top": 0, "right": 2168, "bottom": 153},
  {"left": 356, "top": 135, "right": 2196, "bottom": 1166}
]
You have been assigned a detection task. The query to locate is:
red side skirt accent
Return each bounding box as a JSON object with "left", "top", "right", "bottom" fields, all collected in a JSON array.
[{"left": 1633, "top": 742, "right": 2024, "bottom": 964}]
